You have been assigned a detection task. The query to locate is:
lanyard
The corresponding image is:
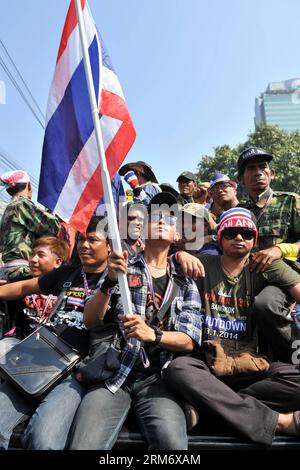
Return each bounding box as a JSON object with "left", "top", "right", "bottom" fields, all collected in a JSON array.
[
  {"left": 143, "top": 260, "right": 173, "bottom": 312},
  {"left": 81, "top": 268, "right": 91, "bottom": 295}
]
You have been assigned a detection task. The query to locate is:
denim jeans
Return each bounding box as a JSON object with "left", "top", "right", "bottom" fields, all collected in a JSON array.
[
  {"left": 0, "top": 375, "right": 85, "bottom": 450},
  {"left": 69, "top": 373, "right": 188, "bottom": 450},
  {"left": 23, "top": 375, "right": 86, "bottom": 449}
]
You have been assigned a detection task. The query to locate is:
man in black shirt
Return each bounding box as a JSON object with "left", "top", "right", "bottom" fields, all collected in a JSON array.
[{"left": 0, "top": 216, "right": 110, "bottom": 450}]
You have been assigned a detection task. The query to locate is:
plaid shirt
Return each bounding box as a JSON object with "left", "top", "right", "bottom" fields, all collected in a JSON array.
[
  {"left": 104, "top": 253, "right": 202, "bottom": 394},
  {"left": 240, "top": 187, "right": 300, "bottom": 250}
]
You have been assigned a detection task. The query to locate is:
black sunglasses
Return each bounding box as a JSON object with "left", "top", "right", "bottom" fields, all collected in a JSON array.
[{"left": 222, "top": 228, "right": 255, "bottom": 240}]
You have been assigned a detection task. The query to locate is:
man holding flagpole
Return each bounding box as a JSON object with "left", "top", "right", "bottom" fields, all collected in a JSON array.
[{"left": 38, "top": 0, "right": 136, "bottom": 316}]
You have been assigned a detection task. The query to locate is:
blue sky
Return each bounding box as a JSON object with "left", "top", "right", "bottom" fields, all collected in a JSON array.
[{"left": 1, "top": 0, "right": 300, "bottom": 201}]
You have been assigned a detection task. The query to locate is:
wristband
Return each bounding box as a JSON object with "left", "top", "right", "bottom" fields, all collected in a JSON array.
[
  {"left": 124, "top": 170, "right": 139, "bottom": 189},
  {"left": 277, "top": 243, "right": 299, "bottom": 259},
  {"left": 150, "top": 326, "right": 163, "bottom": 346},
  {"left": 100, "top": 276, "right": 118, "bottom": 296}
]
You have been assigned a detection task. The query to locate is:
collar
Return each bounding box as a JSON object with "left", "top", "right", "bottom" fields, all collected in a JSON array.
[
  {"left": 128, "top": 251, "right": 178, "bottom": 277},
  {"left": 247, "top": 187, "right": 273, "bottom": 208}
]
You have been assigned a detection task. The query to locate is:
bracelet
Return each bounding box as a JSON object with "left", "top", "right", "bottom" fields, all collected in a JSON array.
[
  {"left": 100, "top": 276, "right": 118, "bottom": 296},
  {"left": 277, "top": 243, "right": 299, "bottom": 259}
]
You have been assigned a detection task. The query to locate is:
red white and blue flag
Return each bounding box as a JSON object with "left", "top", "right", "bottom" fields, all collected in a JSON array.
[{"left": 38, "top": 0, "right": 136, "bottom": 232}]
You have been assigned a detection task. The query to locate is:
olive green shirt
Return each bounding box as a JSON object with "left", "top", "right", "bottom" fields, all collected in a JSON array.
[{"left": 196, "top": 254, "right": 300, "bottom": 342}]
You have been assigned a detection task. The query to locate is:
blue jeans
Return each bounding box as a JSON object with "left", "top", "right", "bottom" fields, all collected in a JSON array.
[
  {"left": 69, "top": 373, "right": 188, "bottom": 450},
  {"left": 23, "top": 375, "right": 86, "bottom": 449},
  {"left": 0, "top": 375, "right": 85, "bottom": 450}
]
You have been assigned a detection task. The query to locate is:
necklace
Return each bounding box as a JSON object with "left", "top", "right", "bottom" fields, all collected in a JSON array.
[
  {"left": 147, "top": 263, "right": 168, "bottom": 270},
  {"left": 221, "top": 257, "right": 249, "bottom": 279}
]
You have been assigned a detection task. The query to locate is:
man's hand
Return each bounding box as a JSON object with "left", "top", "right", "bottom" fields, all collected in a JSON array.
[
  {"left": 124, "top": 170, "right": 139, "bottom": 189},
  {"left": 107, "top": 250, "right": 128, "bottom": 282},
  {"left": 176, "top": 251, "right": 205, "bottom": 278},
  {"left": 118, "top": 313, "right": 155, "bottom": 342},
  {"left": 249, "top": 246, "right": 282, "bottom": 273}
]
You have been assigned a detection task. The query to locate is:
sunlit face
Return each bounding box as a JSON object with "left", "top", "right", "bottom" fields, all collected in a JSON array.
[
  {"left": 241, "top": 158, "right": 274, "bottom": 193},
  {"left": 127, "top": 208, "right": 145, "bottom": 241},
  {"left": 210, "top": 182, "right": 237, "bottom": 208},
  {"left": 147, "top": 210, "right": 177, "bottom": 242},
  {"left": 29, "top": 246, "right": 62, "bottom": 277},
  {"left": 221, "top": 228, "right": 255, "bottom": 258},
  {"left": 178, "top": 178, "right": 196, "bottom": 197},
  {"left": 77, "top": 231, "right": 110, "bottom": 269}
]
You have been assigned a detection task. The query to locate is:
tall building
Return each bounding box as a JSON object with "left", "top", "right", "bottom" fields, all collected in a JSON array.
[{"left": 255, "top": 78, "right": 300, "bottom": 132}]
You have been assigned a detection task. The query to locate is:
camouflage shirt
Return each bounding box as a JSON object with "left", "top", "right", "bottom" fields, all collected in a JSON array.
[
  {"left": 0, "top": 196, "right": 60, "bottom": 279},
  {"left": 177, "top": 194, "right": 194, "bottom": 208},
  {"left": 239, "top": 187, "right": 300, "bottom": 250}
]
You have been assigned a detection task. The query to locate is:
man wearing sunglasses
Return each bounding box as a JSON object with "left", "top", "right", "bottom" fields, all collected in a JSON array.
[
  {"left": 238, "top": 146, "right": 300, "bottom": 362},
  {"left": 69, "top": 192, "right": 202, "bottom": 450},
  {"left": 165, "top": 207, "right": 300, "bottom": 446}
]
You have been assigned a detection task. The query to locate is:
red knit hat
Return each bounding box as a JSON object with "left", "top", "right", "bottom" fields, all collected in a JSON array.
[{"left": 217, "top": 208, "right": 258, "bottom": 244}]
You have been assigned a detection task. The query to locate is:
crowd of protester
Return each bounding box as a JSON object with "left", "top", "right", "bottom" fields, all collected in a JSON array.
[{"left": 0, "top": 145, "right": 299, "bottom": 449}]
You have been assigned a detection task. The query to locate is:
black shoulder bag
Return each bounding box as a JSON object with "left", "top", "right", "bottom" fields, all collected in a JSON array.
[{"left": 0, "top": 271, "right": 81, "bottom": 398}]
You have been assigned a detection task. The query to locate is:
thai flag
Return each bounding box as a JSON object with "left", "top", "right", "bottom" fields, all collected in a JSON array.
[{"left": 38, "top": 0, "right": 136, "bottom": 232}]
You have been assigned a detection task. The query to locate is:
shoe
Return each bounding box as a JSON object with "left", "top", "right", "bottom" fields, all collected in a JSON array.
[
  {"left": 182, "top": 402, "right": 199, "bottom": 431},
  {"left": 294, "top": 411, "right": 300, "bottom": 434}
]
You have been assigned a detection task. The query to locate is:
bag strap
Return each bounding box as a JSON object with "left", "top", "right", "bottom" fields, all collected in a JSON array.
[
  {"left": 150, "top": 277, "right": 182, "bottom": 327},
  {"left": 45, "top": 267, "right": 81, "bottom": 323}
]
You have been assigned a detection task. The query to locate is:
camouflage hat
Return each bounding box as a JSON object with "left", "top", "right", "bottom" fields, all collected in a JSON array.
[
  {"left": 181, "top": 203, "right": 209, "bottom": 222},
  {"left": 176, "top": 171, "right": 196, "bottom": 182}
]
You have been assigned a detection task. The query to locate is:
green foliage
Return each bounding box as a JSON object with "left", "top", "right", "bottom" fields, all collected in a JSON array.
[{"left": 196, "top": 125, "right": 300, "bottom": 193}]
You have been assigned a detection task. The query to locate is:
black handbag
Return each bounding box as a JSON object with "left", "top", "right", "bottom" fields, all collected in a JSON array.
[
  {"left": 0, "top": 273, "right": 81, "bottom": 398},
  {"left": 74, "top": 322, "right": 122, "bottom": 386}
]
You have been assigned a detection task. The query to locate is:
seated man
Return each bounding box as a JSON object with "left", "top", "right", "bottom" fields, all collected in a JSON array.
[
  {"left": 0, "top": 236, "right": 68, "bottom": 355},
  {"left": 175, "top": 203, "right": 220, "bottom": 256},
  {"left": 69, "top": 192, "right": 202, "bottom": 450},
  {"left": 209, "top": 173, "right": 238, "bottom": 219},
  {"left": 119, "top": 201, "right": 146, "bottom": 257},
  {"left": 0, "top": 216, "right": 110, "bottom": 450},
  {"left": 164, "top": 208, "right": 300, "bottom": 446}
]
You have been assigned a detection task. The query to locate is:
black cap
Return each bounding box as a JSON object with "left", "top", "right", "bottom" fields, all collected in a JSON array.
[
  {"left": 238, "top": 147, "right": 273, "bottom": 175},
  {"left": 159, "top": 183, "right": 179, "bottom": 198},
  {"left": 118, "top": 161, "right": 158, "bottom": 183},
  {"left": 148, "top": 192, "right": 178, "bottom": 213},
  {"left": 176, "top": 171, "right": 196, "bottom": 182}
]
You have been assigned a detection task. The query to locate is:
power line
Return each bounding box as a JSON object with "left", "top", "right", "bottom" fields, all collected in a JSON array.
[
  {"left": 0, "top": 57, "right": 45, "bottom": 129},
  {"left": 0, "top": 39, "right": 46, "bottom": 123},
  {"left": 0, "top": 150, "right": 39, "bottom": 191}
]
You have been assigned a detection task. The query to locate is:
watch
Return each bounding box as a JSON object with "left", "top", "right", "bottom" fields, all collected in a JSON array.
[
  {"left": 211, "top": 234, "right": 218, "bottom": 242},
  {"left": 151, "top": 326, "right": 163, "bottom": 346}
]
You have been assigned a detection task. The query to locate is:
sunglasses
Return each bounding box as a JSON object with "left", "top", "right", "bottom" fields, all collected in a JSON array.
[
  {"left": 222, "top": 228, "right": 256, "bottom": 240},
  {"left": 148, "top": 213, "right": 177, "bottom": 225},
  {"left": 128, "top": 215, "right": 144, "bottom": 223}
]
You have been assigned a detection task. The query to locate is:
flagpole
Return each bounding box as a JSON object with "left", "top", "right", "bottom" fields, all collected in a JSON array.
[{"left": 74, "top": 0, "right": 133, "bottom": 315}]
